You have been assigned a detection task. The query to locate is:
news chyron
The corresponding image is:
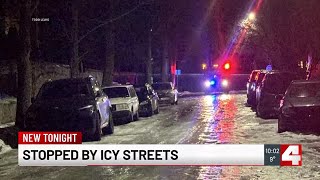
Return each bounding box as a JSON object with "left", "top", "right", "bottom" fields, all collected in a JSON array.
[{"left": 18, "top": 132, "right": 302, "bottom": 166}]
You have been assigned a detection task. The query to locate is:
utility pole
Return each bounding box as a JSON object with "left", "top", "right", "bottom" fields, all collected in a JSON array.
[
  {"left": 70, "top": 0, "right": 80, "bottom": 78},
  {"left": 146, "top": 28, "right": 153, "bottom": 84}
]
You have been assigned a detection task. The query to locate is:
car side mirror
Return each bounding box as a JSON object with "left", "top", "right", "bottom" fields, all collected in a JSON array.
[
  {"left": 275, "top": 94, "right": 284, "bottom": 101},
  {"left": 31, "top": 97, "right": 35, "bottom": 104}
]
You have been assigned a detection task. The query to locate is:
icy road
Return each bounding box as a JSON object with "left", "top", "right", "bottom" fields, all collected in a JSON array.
[{"left": 1, "top": 94, "right": 320, "bottom": 180}]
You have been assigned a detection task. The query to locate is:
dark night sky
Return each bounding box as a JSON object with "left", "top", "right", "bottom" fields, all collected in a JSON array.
[{"left": 2, "top": 0, "right": 320, "bottom": 73}]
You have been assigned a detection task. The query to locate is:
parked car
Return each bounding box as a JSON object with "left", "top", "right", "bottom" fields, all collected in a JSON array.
[
  {"left": 25, "top": 77, "right": 114, "bottom": 141},
  {"left": 252, "top": 70, "right": 267, "bottom": 108},
  {"left": 277, "top": 80, "right": 320, "bottom": 133},
  {"left": 102, "top": 85, "right": 139, "bottom": 123},
  {"left": 255, "top": 71, "right": 297, "bottom": 118},
  {"left": 134, "top": 84, "right": 159, "bottom": 117},
  {"left": 152, "top": 82, "right": 178, "bottom": 105},
  {"left": 246, "top": 70, "right": 260, "bottom": 105}
]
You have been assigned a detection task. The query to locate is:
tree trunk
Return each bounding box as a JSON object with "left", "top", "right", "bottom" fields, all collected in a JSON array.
[
  {"left": 102, "top": 24, "right": 115, "bottom": 86},
  {"left": 31, "top": 7, "right": 39, "bottom": 97},
  {"left": 16, "top": 0, "right": 32, "bottom": 128},
  {"left": 161, "top": 34, "right": 169, "bottom": 82},
  {"left": 102, "top": 1, "right": 116, "bottom": 86},
  {"left": 146, "top": 29, "right": 153, "bottom": 84},
  {"left": 70, "top": 0, "right": 80, "bottom": 78}
]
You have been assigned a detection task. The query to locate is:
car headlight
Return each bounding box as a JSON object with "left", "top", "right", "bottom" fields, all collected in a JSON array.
[
  {"left": 116, "top": 103, "right": 129, "bottom": 110},
  {"left": 222, "top": 79, "right": 229, "bottom": 87},
  {"left": 204, "top": 80, "right": 211, "bottom": 87},
  {"left": 78, "top": 105, "right": 94, "bottom": 113}
]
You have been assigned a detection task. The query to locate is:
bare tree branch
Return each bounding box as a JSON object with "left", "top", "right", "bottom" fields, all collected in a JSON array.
[{"left": 31, "top": 0, "right": 39, "bottom": 15}]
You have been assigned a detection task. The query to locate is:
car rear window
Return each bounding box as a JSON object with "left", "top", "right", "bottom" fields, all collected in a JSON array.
[
  {"left": 103, "top": 87, "right": 129, "bottom": 98},
  {"left": 287, "top": 83, "right": 320, "bottom": 97},
  {"left": 263, "top": 74, "right": 295, "bottom": 94},
  {"left": 135, "top": 87, "right": 148, "bottom": 101},
  {"left": 256, "top": 72, "right": 266, "bottom": 83},
  {"left": 37, "top": 81, "right": 90, "bottom": 100},
  {"left": 249, "top": 71, "right": 258, "bottom": 82},
  {"left": 152, "top": 83, "right": 172, "bottom": 90}
]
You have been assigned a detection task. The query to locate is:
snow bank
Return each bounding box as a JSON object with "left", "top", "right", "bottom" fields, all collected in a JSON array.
[
  {"left": 0, "top": 97, "right": 16, "bottom": 124},
  {"left": 0, "top": 122, "right": 16, "bottom": 155},
  {"left": 0, "top": 138, "right": 12, "bottom": 155}
]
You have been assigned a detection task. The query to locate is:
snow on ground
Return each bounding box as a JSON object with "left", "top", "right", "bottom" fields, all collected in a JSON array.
[
  {"left": 0, "top": 139, "right": 11, "bottom": 155},
  {"left": 0, "top": 122, "right": 14, "bottom": 128},
  {"left": 0, "top": 94, "right": 319, "bottom": 180},
  {"left": 0, "top": 122, "right": 15, "bottom": 155}
]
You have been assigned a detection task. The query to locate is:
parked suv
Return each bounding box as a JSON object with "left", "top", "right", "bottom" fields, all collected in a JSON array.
[
  {"left": 152, "top": 82, "right": 178, "bottom": 105},
  {"left": 278, "top": 80, "right": 320, "bottom": 133},
  {"left": 25, "top": 77, "right": 114, "bottom": 141},
  {"left": 255, "top": 71, "right": 297, "bottom": 118},
  {"left": 103, "top": 85, "right": 139, "bottom": 123},
  {"left": 246, "top": 70, "right": 260, "bottom": 105},
  {"left": 134, "top": 84, "right": 159, "bottom": 117}
]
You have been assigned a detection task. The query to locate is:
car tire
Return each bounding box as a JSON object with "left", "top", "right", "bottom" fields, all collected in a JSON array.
[
  {"left": 256, "top": 103, "right": 262, "bottom": 117},
  {"left": 127, "top": 112, "right": 134, "bottom": 123},
  {"left": 92, "top": 113, "right": 102, "bottom": 141},
  {"left": 147, "top": 106, "right": 153, "bottom": 117},
  {"left": 257, "top": 102, "right": 270, "bottom": 119},
  {"left": 134, "top": 111, "right": 140, "bottom": 120},
  {"left": 154, "top": 105, "right": 159, "bottom": 114},
  {"left": 102, "top": 112, "right": 114, "bottom": 135},
  {"left": 277, "top": 115, "right": 287, "bottom": 133}
]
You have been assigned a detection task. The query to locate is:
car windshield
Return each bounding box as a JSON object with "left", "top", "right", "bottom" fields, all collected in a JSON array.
[
  {"left": 152, "top": 83, "right": 172, "bottom": 90},
  {"left": 135, "top": 87, "right": 148, "bottom": 101},
  {"left": 37, "top": 81, "right": 90, "bottom": 100},
  {"left": 287, "top": 83, "right": 320, "bottom": 98},
  {"left": 103, "top": 87, "right": 129, "bottom": 98},
  {"left": 264, "top": 74, "right": 295, "bottom": 94}
]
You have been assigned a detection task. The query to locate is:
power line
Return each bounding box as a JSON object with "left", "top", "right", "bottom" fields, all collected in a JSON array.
[{"left": 78, "top": 3, "right": 142, "bottom": 44}]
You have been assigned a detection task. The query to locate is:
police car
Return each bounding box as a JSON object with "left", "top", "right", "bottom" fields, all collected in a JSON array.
[{"left": 203, "top": 62, "right": 232, "bottom": 93}]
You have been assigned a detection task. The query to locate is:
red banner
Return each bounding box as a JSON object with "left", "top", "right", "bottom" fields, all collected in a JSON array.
[{"left": 18, "top": 132, "right": 82, "bottom": 144}]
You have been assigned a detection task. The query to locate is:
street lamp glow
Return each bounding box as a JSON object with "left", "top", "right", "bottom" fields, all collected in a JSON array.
[
  {"left": 202, "top": 63, "right": 207, "bottom": 70},
  {"left": 222, "top": 79, "right": 229, "bottom": 87},
  {"left": 248, "top": 12, "right": 256, "bottom": 21}
]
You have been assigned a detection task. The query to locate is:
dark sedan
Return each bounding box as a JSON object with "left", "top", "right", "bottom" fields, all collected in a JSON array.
[
  {"left": 25, "top": 76, "right": 114, "bottom": 141},
  {"left": 255, "top": 71, "right": 297, "bottom": 118},
  {"left": 135, "top": 84, "right": 159, "bottom": 116},
  {"left": 152, "top": 82, "right": 178, "bottom": 105},
  {"left": 278, "top": 80, "right": 320, "bottom": 133}
]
